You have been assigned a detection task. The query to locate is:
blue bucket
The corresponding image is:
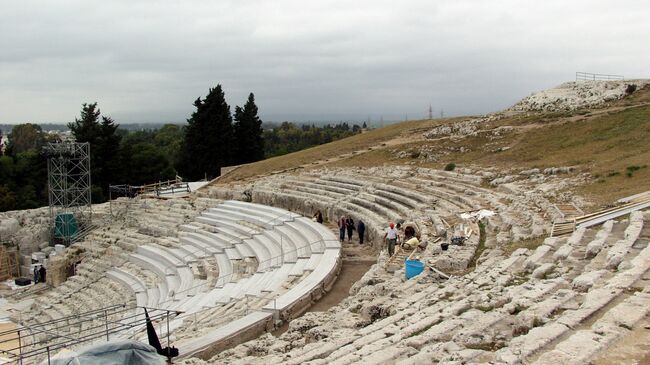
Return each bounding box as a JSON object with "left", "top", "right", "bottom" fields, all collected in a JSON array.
[{"left": 405, "top": 260, "right": 425, "bottom": 279}]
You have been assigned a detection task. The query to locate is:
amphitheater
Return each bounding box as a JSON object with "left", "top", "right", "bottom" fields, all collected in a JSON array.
[{"left": 1, "top": 79, "right": 649, "bottom": 364}]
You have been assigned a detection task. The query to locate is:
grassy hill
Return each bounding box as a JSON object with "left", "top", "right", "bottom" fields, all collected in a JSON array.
[{"left": 218, "top": 84, "right": 650, "bottom": 206}]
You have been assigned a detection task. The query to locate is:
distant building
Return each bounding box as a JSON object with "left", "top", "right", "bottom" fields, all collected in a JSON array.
[{"left": 0, "top": 134, "right": 6, "bottom": 154}]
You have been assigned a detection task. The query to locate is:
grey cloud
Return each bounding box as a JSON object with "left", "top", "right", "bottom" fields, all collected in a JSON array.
[{"left": 1, "top": 0, "right": 648, "bottom": 124}]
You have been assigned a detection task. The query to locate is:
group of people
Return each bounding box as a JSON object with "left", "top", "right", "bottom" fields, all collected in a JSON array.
[
  {"left": 383, "top": 222, "right": 423, "bottom": 257},
  {"left": 312, "top": 210, "right": 366, "bottom": 244},
  {"left": 337, "top": 215, "right": 366, "bottom": 244},
  {"left": 312, "top": 209, "right": 424, "bottom": 256},
  {"left": 33, "top": 264, "right": 47, "bottom": 284}
]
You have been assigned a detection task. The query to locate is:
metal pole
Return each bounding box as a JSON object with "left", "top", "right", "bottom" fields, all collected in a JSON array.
[
  {"left": 104, "top": 310, "right": 109, "bottom": 341},
  {"left": 17, "top": 330, "right": 23, "bottom": 365},
  {"left": 166, "top": 311, "right": 170, "bottom": 350},
  {"left": 47, "top": 346, "right": 51, "bottom": 365}
]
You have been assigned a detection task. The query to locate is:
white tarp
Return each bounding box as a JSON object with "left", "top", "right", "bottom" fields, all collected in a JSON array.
[
  {"left": 43, "top": 340, "right": 166, "bottom": 365},
  {"left": 460, "top": 209, "right": 495, "bottom": 221}
]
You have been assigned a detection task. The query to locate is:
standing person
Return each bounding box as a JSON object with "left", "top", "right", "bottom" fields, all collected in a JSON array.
[
  {"left": 396, "top": 222, "right": 403, "bottom": 245},
  {"left": 38, "top": 265, "right": 47, "bottom": 283},
  {"left": 345, "top": 216, "right": 355, "bottom": 242},
  {"left": 33, "top": 265, "right": 39, "bottom": 284},
  {"left": 313, "top": 209, "right": 323, "bottom": 224},
  {"left": 357, "top": 220, "right": 366, "bottom": 244},
  {"left": 384, "top": 223, "right": 399, "bottom": 257},
  {"left": 338, "top": 216, "right": 346, "bottom": 243}
]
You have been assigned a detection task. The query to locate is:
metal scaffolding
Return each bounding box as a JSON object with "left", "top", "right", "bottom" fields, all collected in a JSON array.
[{"left": 44, "top": 142, "right": 92, "bottom": 246}]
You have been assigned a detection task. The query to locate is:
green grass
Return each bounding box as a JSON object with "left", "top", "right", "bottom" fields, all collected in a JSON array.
[
  {"left": 219, "top": 117, "right": 461, "bottom": 183},
  {"left": 502, "top": 236, "right": 545, "bottom": 256}
]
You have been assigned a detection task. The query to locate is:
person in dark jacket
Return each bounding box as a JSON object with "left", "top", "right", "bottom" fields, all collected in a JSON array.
[
  {"left": 38, "top": 265, "right": 47, "bottom": 283},
  {"left": 33, "top": 265, "right": 40, "bottom": 284},
  {"left": 345, "top": 216, "right": 355, "bottom": 242},
  {"left": 313, "top": 210, "right": 323, "bottom": 224},
  {"left": 357, "top": 220, "right": 366, "bottom": 244},
  {"left": 338, "top": 216, "right": 346, "bottom": 242}
]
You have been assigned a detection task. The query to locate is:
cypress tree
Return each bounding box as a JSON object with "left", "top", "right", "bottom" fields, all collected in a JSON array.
[
  {"left": 177, "top": 85, "right": 234, "bottom": 180},
  {"left": 96, "top": 116, "right": 122, "bottom": 189},
  {"left": 68, "top": 103, "right": 121, "bottom": 201},
  {"left": 233, "top": 93, "right": 264, "bottom": 164}
]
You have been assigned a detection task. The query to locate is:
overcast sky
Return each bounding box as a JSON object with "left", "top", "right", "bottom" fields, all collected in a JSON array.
[{"left": 1, "top": 0, "right": 648, "bottom": 124}]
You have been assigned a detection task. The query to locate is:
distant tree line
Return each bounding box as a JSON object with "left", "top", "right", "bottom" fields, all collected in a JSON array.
[
  {"left": 262, "top": 122, "right": 361, "bottom": 157},
  {"left": 0, "top": 123, "right": 51, "bottom": 211},
  {"left": 0, "top": 84, "right": 361, "bottom": 212}
]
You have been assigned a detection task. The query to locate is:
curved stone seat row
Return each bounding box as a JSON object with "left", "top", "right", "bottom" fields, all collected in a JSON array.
[
  {"left": 218, "top": 168, "right": 515, "bottom": 253},
  {"left": 92, "top": 200, "right": 341, "bottom": 359},
  {"left": 201, "top": 210, "right": 648, "bottom": 365}
]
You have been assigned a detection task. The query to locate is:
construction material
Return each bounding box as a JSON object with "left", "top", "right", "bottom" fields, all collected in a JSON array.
[
  {"left": 425, "top": 263, "right": 451, "bottom": 279},
  {"left": 385, "top": 246, "right": 417, "bottom": 268},
  {"left": 0, "top": 245, "right": 19, "bottom": 281},
  {"left": 551, "top": 191, "right": 650, "bottom": 237},
  {"left": 553, "top": 203, "right": 584, "bottom": 219},
  {"left": 551, "top": 221, "right": 576, "bottom": 237}
]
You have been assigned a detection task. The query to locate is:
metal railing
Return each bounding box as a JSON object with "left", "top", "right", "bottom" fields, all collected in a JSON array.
[
  {"left": 109, "top": 178, "right": 192, "bottom": 200},
  {"left": 0, "top": 305, "right": 181, "bottom": 365},
  {"left": 575, "top": 71, "right": 624, "bottom": 81}
]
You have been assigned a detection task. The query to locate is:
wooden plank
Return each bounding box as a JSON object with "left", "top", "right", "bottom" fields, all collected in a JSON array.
[{"left": 425, "top": 263, "right": 450, "bottom": 279}]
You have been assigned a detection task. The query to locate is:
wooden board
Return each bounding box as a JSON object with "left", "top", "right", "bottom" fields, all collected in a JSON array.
[{"left": 0, "top": 322, "right": 20, "bottom": 359}]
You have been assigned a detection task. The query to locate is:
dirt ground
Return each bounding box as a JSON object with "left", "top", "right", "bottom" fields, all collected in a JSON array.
[
  {"left": 591, "top": 314, "right": 650, "bottom": 365},
  {"left": 272, "top": 257, "right": 375, "bottom": 337},
  {"left": 309, "top": 259, "right": 375, "bottom": 312}
]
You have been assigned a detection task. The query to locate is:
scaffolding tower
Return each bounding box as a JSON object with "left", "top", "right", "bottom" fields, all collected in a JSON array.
[{"left": 44, "top": 142, "right": 92, "bottom": 246}]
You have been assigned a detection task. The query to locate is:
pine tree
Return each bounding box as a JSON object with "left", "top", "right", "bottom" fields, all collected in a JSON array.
[
  {"left": 233, "top": 93, "right": 264, "bottom": 164},
  {"left": 177, "top": 85, "right": 234, "bottom": 180}
]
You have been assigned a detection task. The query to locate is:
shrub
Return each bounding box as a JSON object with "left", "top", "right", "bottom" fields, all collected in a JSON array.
[
  {"left": 625, "top": 84, "right": 637, "bottom": 95},
  {"left": 444, "top": 162, "right": 456, "bottom": 171},
  {"left": 626, "top": 165, "right": 645, "bottom": 178}
]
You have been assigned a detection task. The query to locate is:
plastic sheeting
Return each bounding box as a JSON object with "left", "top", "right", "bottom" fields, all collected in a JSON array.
[
  {"left": 44, "top": 340, "right": 166, "bottom": 365},
  {"left": 459, "top": 209, "right": 495, "bottom": 221}
]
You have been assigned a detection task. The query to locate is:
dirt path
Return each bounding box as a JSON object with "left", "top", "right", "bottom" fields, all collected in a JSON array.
[
  {"left": 309, "top": 259, "right": 375, "bottom": 312},
  {"left": 272, "top": 241, "right": 376, "bottom": 337},
  {"left": 591, "top": 314, "right": 650, "bottom": 365}
]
